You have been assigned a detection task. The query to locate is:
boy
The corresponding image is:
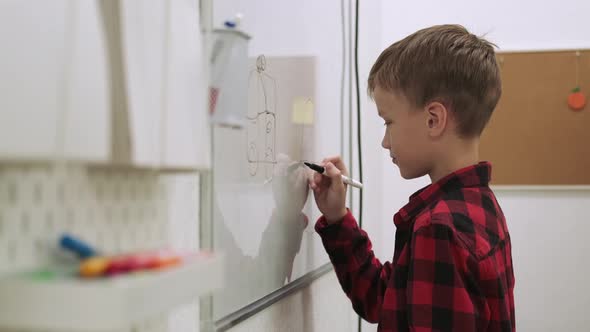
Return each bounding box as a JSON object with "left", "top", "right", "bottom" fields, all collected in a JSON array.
[{"left": 309, "top": 25, "right": 515, "bottom": 331}]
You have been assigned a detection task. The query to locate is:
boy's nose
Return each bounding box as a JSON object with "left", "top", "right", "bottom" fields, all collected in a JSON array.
[{"left": 381, "top": 135, "right": 390, "bottom": 149}]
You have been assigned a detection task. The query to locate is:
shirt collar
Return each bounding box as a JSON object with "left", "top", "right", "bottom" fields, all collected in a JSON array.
[{"left": 393, "top": 161, "right": 492, "bottom": 228}]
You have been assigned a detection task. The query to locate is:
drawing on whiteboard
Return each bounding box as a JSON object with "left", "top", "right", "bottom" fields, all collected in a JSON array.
[{"left": 246, "top": 55, "right": 278, "bottom": 180}]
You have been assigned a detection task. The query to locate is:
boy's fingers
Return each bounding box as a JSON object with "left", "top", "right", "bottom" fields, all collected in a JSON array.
[
  {"left": 322, "top": 156, "right": 348, "bottom": 177},
  {"left": 324, "top": 155, "right": 342, "bottom": 164},
  {"left": 324, "top": 162, "right": 343, "bottom": 183},
  {"left": 313, "top": 184, "right": 322, "bottom": 194},
  {"left": 313, "top": 172, "right": 323, "bottom": 185}
]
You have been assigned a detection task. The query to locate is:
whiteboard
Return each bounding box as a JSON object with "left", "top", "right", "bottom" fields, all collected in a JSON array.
[{"left": 211, "top": 56, "right": 328, "bottom": 319}]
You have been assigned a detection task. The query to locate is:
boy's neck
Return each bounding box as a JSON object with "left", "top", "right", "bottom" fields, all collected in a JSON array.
[{"left": 429, "top": 138, "right": 480, "bottom": 183}]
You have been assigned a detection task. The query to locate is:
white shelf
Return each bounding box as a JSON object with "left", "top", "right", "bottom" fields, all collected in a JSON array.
[{"left": 0, "top": 253, "right": 223, "bottom": 332}]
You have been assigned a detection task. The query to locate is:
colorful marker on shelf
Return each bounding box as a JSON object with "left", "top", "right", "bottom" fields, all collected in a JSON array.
[
  {"left": 59, "top": 233, "right": 99, "bottom": 259},
  {"left": 79, "top": 250, "right": 184, "bottom": 278},
  {"left": 57, "top": 233, "right": 194, "bottom": 278}
]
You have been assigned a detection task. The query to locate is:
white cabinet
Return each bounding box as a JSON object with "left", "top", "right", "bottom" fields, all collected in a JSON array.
[
  {"left": 0, "top": 1, "right": 110, "bottom": 163},
  {"left": 119, "top": 0, "right": 166, "bottom": 168},
  {"left": 112, "top": 0, "right": 211, "bottom": 170},
  {"left": 0, "top": 0, "right": 210, "bottom": 170},
  {"left": 65, "top": 0, "right": 111, "bottom": 162}
]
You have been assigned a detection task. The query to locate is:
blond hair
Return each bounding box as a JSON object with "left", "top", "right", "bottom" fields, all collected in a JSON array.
[{"left": 368, "top": 24, "right": 502, "bottom": 138}]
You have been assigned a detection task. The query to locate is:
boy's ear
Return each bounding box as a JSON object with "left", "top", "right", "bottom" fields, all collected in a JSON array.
[{"left": 424, "top": 101, "right": 448, "bottom": 137}]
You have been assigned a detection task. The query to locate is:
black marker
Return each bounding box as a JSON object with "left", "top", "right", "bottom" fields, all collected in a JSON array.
[{"left": 304, "top": 162, "right": 363, "bottom": 189}]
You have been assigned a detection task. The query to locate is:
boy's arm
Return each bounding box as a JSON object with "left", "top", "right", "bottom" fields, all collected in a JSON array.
[
  {"left": 316, "top": 210, "right": 391, "bottom": 323},
  {"left": 407, "top": 222, "right": 478, "bottom": 331}
]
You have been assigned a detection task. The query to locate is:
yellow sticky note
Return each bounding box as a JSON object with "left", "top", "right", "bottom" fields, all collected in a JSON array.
[{"left": 292, "top": 98, "right": 314, "bottom": 125}]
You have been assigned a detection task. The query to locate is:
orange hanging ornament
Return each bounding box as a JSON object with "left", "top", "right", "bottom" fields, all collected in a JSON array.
[{"left": 568, "top": 86, "right": 586, "bottom": 111}]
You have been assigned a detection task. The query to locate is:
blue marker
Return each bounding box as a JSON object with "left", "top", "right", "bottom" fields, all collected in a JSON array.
[{"left": 59, "top": 234, "right": 98, "bottom": 259}]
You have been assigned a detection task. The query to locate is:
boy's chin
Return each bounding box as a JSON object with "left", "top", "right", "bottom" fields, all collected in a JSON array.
[
  {"left": 400, "top": 172, "right": 418, "bottom": 180},
  {"left": 397, "top": 166, "right": 425, "bottom": 180}
]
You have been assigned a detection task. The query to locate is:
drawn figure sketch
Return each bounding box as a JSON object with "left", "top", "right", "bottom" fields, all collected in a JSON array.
[{"left": 247, "top": 55, "right": 278, "bottom": 181}]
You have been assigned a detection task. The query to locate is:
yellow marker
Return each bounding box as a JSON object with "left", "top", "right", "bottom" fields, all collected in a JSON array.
[
  {"left": 292, "top": 98, "right": 314, "bottom": 125},
  {"left": 79, "top": 257, "right": 110, "bottom": 278}
]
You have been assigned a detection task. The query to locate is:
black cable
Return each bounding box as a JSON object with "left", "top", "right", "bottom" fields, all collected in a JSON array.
[
  {"left": 354, "top": 0, "right": 363, "bottom": 331},
  {"left": 354, "top": 0, "right": 362, "bottom": 229},
  {"left": 340, "top": 0, "right": 346, "bottom": 158},
  {"left": 348, "top": 0, "right": 354, "bottom": 214}
]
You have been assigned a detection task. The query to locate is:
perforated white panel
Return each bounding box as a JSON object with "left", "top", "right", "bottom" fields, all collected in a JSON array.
[
  {"left": 0, "top": 164, "right": 200, "bottom": 332},
  {"left": 0, "top": 165, "right": 167, "bottom": 272}
]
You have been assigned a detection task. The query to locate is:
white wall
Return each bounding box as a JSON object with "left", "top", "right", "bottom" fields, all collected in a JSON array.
[
  {"left": 495, "top": 189, "right": 590, "bottom": 331},
  {"left": 380, "top": 0, "right": 590, "bottom": 51},
  {"left": 378, "top": 1, "right": 590, "bottom": 331}
]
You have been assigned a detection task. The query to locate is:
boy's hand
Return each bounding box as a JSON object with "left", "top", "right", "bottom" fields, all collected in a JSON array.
[{"left": 309, "top": 156, "right": 348, "bottom": 224}]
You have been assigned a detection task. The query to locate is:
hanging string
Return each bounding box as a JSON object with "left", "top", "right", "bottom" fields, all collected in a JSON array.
[{"left": 576, "top": 51, "right": 580, "bottom": 89}]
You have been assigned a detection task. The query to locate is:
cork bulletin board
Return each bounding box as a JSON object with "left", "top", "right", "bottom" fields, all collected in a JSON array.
[{"left": 480, "top": 50, "right": 590, "bottom": 186}]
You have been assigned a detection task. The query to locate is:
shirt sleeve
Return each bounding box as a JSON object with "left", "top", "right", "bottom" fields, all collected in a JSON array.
[
  {"left": 407, "top": 223, "right": 478, "bottom": 332},
  {"left": 315, "top": 210, "right": 392, "bottom": 323}
]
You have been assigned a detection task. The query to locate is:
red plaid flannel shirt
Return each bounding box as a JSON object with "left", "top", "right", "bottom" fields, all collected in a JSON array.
[{"left": 316, "top": 162, "right": 515, "bottom": 331}]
